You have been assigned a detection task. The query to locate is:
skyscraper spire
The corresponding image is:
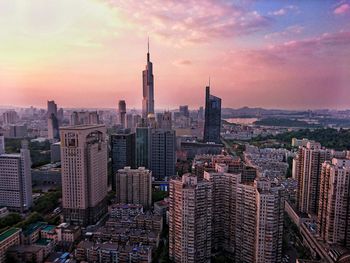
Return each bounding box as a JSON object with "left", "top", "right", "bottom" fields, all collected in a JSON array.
[
  {"left": 147, "top": 37, "right": 150, "bottom": 61},
  {"left": 208, "top": 76, "right": 211, "bottom": 87}
]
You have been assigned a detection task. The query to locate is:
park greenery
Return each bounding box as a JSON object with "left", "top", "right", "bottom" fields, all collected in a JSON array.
[
  {"left": 33, "top": 190, "right": 62, "bottom": 215},
  {"left": 251, "top": 128, "right": 350, "bottom": 151},
  {"left": 5, "top": 138, "right": 51, "bottom": 167}
]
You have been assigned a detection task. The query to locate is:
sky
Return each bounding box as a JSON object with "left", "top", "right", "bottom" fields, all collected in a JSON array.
[{"left": 0, "top": 0, "right": 349, "bottom": 110}]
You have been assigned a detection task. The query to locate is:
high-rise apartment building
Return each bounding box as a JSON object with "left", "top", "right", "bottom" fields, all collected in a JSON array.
[
  {"left": 203, "top": 164, "right": 240, "bottom": 254},
  {"left": 179, "top": 105, "right": 189, "bottom": 118},
  {"left": 2, "top": 110, "right": 18, "bottom": 125},
  {"left": 295, "top": 141, "right": 332, "bottom": 215},
  {"left": 70, "top": 111, "right": 100, "bottom": 126},
  {"left": 254, "top": 178, "right": 285, "bottom": 263},
  {"left": 169, "top": 174, "right": 212, "bottom": 263},
  {"left": 115, "top": 167, "right": 152, "bottom": 208},
  {"left": 150, "top": 129, "right": 176, "bottom": 180},
  {"left": 60, "top": 125, "right": 108, "bottom": 226},
  {"left": 235, "top": 178, "right": 285, "bottom": 263},
  {"left": 142, "top": 40, "right": 154, "bottom": 119},
  {"left": 0, "top": 139, "right": 32, "bottom": 212},
  {"left": 118, "top": 100, "right": 126, "bottom": 128},
  {"left": 135, "top": 127, "right": 151, "bottom": 169},
  {"left": 157, "top": 111, "right": 172, "bottom": 130},
  {"left": 318, "top": 158, "right": 350, "bottom": 249},
  {"left": 203, "top": 85, "right": 221, "bottom": 144},
  {"left": 111, "top": 131, "right": 135, "bottom": 191},
  {"left": 126, "top": 113, "right": 133, "bottom": 130}
]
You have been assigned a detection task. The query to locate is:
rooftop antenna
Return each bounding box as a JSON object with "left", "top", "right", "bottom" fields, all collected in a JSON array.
[{"left": 208, "top": 76, "right": 211, "bottom": 87}]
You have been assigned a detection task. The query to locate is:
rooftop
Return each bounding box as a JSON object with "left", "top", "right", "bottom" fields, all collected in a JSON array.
[
  {"left": 60, "top": 124, "right": 105, "bottom": 130},
  {"left": 23, "top": 222, "right": 47, "bottom": 236},
  {"left": 0, "top": 228, "right": 20, "bottom": 242},
  {"left": 35, "top": 238, "right": 53, "bottom": 246},
  {"left": 42, "top": 225, "right": 56, "bottom": 232}
]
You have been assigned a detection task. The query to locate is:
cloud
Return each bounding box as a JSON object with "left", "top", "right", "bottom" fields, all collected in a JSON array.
[
  {"left": 104, "top": 0, "right": 272, "bottom": 46},
  {"left": 334, "top": 3, "right": 350, "bottom": 14},
  {"left": 264, "top": 25, "right": 304, "bottom": 40},
  {"left": 173, "top": 59, "right": 192, "bottom": 66},
  {"left": 268, "top": 5, "right": 299, "bottom": 16}
]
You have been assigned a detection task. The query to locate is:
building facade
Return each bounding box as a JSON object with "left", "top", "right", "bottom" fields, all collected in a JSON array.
[
  {"left": 60, "top": 125, "right": 108, "bottom": 226},
  {"left": 0, "top": 140, "right": 32, "bottom": 212},
  {"left": 150, "top": 129, "right": 176, "bottom": 180},
  {"left": 169, "top": 174, "right": 212, "bottom": 263},
  {"left": 318, "top": 158, "right": 350, "bottom": 249},
  {"left": 135, "top": 127, "right": 151, "bottom": 169},
  {"left": 111, "top": 132, "right": 135, "bottom": 190},
  {"left": 295, "top": 141, "right": 331, "bottom": 215}
]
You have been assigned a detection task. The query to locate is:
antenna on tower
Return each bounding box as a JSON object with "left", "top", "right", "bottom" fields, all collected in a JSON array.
[
  {"left": 208, "top": 76, "right": 211, "bottom": 87},
  {"left": 147, "top": 36, "right": 150, "bottom": 61}
]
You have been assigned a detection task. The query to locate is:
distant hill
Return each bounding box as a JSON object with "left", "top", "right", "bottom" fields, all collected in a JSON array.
[{"left": 221, "top": 107, "right": 308, "bottom": 118}]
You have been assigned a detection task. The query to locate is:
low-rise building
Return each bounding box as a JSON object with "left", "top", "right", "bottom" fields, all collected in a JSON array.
[
  {"left": 7, "top": 245, "right": 44, "bottom": 263},
  {"left": 0, "top": 228, "right": 21, "bottom": 263}
]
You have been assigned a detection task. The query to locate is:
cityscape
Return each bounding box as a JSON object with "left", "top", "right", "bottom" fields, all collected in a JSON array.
[{"left": 1, "top": 1, "right": 350, "bottom": 263}]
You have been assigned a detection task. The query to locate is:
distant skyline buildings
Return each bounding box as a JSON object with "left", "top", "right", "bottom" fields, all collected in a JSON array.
[{"left": 1, "top": 2, "right": 349, "bottom": 110}]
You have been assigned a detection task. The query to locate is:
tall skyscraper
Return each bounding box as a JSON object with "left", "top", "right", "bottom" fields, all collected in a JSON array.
[
  {"left": 0, "top": 140, "right": 32, "bottom": 212},
  {"left": 318, "top": 158, "right": 350, "bottom": 249},
  {"left": 203, "top": 85, "right": 221, "bottom": 144},
  {"left": 48, "top": 113, "right": 59, "bottom": 140},
  {"left": 142, "top": 39, "right": 154, "bottom": 119},
  {"left": 118, "top": 100, "right": 126, "bottom": 128},
  {"left": 169, "top": 174, "right": 212, "bottom": 263},
  {"left": 115, "top": 167, "right": 152, "bottom": 209},
  {"left": 47, "top": 100, "right": 59, "bottom": 140},
  {"left": 60, "top": 125, "right": 108, "bottom": 226},
  {"left": 47, "top": 100, "right": 57, "bottom": 117},
  {"left": 295, "top": 141, "right": 331, "bottom": 215},
  {"left": 111, "top": 131, "right": 135, "bottom": 191},
  {"left": 135, "top": 127, "right": 151, "bottom": 169},
  {"left": 150, "top": 129, "right": 176, "bottom": 180}
]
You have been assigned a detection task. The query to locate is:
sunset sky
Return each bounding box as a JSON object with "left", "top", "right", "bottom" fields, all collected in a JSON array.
[{"left": 0, "top": 0, "right": 349, "bottom": 110}]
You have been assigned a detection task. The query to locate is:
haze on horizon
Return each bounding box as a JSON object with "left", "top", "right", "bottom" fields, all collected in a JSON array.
[{"left": 0, "top": 0, "right": 349, "bottom": 110}]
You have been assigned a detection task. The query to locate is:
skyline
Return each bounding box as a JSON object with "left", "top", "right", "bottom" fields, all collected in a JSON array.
[{"left": 0, "top": 0, "right": 350, "bottom": 110}]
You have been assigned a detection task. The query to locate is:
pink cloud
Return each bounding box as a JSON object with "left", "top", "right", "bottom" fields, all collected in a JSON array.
[
  {"left": 173, "top": 59, "right": 192, "bottom": 66},
  {"left": 264, "top": 25, "right": 304, "bottom": 40},
  {"left": 105, "top": 0, "right": 271, "bottom": 46},
  {"left": 268, "top": 5, "right": 299, "bottom": 16},
  {"left": 334, "top": 3, "right": 350, "bottom": 14}
]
